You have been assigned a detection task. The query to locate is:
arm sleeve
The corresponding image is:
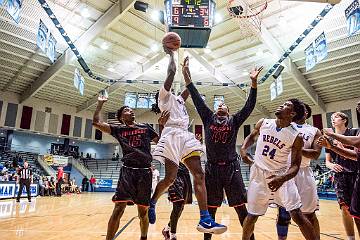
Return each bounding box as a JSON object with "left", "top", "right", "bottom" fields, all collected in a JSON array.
[
  {"left": 186, "top": 82, "right": 213, "bottom": 123},
  {"left": 233, "top": 87, "right": 257, "bottom": 127}
]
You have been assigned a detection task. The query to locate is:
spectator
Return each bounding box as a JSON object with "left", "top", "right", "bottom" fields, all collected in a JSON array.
[
  {"left": 82, "top": 176, "right": 89, "bottom": 192},
  {"left": 89, "top": 175, "right": 96, "bottom": 192},
  {"left": 56, "top": 167, "right": 64, "bottom": 196},
  {"left": 116, "top": 153, "right": 119, "bottom": 160},
  {"left": 70, "top": 178, "right": 77, "bottom": 193},
  {"left": 38, "top": 177, "right": 45, "bottom": 196}
]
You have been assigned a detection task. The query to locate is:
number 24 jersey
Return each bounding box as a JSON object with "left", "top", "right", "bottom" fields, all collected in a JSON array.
[{"left": 254, "top": 119, "right": 299, "bottom": 172}]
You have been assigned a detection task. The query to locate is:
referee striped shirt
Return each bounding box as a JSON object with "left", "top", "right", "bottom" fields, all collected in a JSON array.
[{"left": 20, "top": 168, "right": 32, "bottom": 180}]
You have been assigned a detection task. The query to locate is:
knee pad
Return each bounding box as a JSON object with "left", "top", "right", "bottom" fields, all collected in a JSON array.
[{"left": 277, "top": 207, "right": 291, "bottom": 226}]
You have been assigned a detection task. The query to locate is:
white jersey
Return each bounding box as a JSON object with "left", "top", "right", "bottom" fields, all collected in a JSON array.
[
  {"left": 158, "top": 86, "right": 189, "bottom": 129},
  {"left": 254, "top": 119, "right": 299, "bottom": 172},
  {"left": 292, "top": 123, "right": 318, "bottom": 168}
]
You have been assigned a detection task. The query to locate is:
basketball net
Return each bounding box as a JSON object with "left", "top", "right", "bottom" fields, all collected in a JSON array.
[{"left": 227, "top": 0, "right": 268, "bottom": 41}]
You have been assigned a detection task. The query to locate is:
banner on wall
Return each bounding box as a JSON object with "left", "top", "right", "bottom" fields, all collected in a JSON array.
[
  {"left": 6, "top": 0, "right": 23, "bottom": 23},
  {"left": 124, "top": 92, "right": 137, "bottom": 108},
  {"left": 37, "top": 20, "right": 48, "bottom": 53},
  {"left": 15, "top": 184, "right": 38, "bottom": 197},
  {"left": 0, "top": 183, "right": 16, "bottom": 199},
  {"left": 96, "top": 179, "right": 113, "bottom": 188},
  {"left": 314, "top": 32, "right": 328, "bottom": 63},
  {"left": 43, "top": 154, "right": 68, "bottom": 166},
  {"left": 345, "top": 0, "right": 360, "bottom": 36},
  {"left": 46, "top": 33, "right": 57, "bottom": 63},
  {"left": 269, "top": 76, "right": 283, "bottom": 101},
  {"left": 213, "top": 95, "right": 224, "bottom": 110},
  {"left": 305, "top": 43, "right": 316, "bottom": 71},
  {"left": 137, "top": 93, "right": 149, "bottom": 108},
  {"left": 73, "top": 68, "right": 85, "bottom": 96},
  {"left": 305, "top": 32, "right": 328, "bottom": 71}
]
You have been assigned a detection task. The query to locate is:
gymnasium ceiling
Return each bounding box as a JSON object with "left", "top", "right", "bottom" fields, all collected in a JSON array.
[{"left": 0, "top": 0, "right": 359, "bottom": 118}]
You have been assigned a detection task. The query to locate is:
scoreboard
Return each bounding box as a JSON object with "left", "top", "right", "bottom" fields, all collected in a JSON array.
[
  {"left": 164, "top": 0, "right": 216, "bottom": 48},
  {"left": 165, "top": 0, "right": 215, "bottom": 28}
]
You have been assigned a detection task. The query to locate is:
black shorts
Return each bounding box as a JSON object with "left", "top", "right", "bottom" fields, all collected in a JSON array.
[
  {"left": 334, "top": 172, "right": 357, "bottom": 208},
  {"left": 205, "top": 160, "right": 247, "bottom": 207},
  {"left": 168, "top": 172, "right": 193, "bottom": 204},
  {"left": 112, "top": 166, "right": 152, "bottom": 206},
  {"left": 350, "top": 174, "right": 360, "bottom": 219}
]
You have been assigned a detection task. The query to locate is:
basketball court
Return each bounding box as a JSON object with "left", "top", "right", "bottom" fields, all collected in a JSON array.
[
  {"left": 0, "top": 0, "right": 359, "bottom": 239},
  {"left": 0, "top": 194, "right": 350, "bottom": 240}
]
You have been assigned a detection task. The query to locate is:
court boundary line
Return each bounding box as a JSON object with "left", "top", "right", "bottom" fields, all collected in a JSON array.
[{"left": 112, "top": 216, "right": 138, "bottom": 240}]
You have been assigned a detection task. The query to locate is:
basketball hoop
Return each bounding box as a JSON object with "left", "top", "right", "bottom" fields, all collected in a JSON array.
[{"left": 227, "top": 0, "right": 268, "bottom": 40}]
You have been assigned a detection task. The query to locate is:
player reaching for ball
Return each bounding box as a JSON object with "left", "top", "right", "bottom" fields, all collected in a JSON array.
[{"left": 149, "top": 33, "right": 227, "bottom": 235}]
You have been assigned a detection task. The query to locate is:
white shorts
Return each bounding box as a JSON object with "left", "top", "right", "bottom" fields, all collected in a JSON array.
[
  {"left": 295, "top": 167, "right": 319, "bottom": 213},
  {"left": 152, "top": 127, "right": 203, "bottom": 166},
  {"left": 247, "top": 164, "right": 302, "bottom": 216}
]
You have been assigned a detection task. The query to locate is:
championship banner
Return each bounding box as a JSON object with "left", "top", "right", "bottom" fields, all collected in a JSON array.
[
  {"left": 345, "top": 0, "right": 360, "bottom": 36},
  {"left": 37, "top": 20, "right": 48, "bottom": 53},
  {"left": 136, "top": 93, "right": 149, "bottom": 108},
  {"left": 124, "top": 92, "right": 137, "bottom": 108},
  {"left": 305, "top": 43, "right": 316, "bottom": 72},
  {"left": 314, "top": 32, "right": 328, "bottom": 64},
  {"left": 270, "top": 81, "right": 277, "bottom": 101},
  {"left": 96, "top": 179, "right": 113, "bottom": 188},
  {"left": 73, "top": 68, "right": 80, "bottom": 90},
  {"left": 73, "top": 68, "right": 85, "bottom": 95},
  {"left": 213, "top": 95, "right": 224, "bottom": 110},
  {"left": 276, "top": 76, "right": 283, "bottom": 96},
  {"left": 6, "top": 0, "right": 23, "bottom": 23},
  {"left": 46, "top": 33, "right": 57, "bottom": 63}
]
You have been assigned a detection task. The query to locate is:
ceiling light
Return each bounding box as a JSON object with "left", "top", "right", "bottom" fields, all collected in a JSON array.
[
  {"left": 108, "top": 67, "right": 116, "bottom": 72},
  {"left": 151, "top": 10, "right": 160, "bottom": 22},
  {"left": 101, "top": 42, "right": 109, "bottom": 50},
  {"left": 215, "top": 13, "right": 222, "bottom": 23},
  {"left": 151, "top": 44, "right": 159, "bottom": 52},
  {"left": 81, "top": 8, "right": 90, "bottom": 18}
]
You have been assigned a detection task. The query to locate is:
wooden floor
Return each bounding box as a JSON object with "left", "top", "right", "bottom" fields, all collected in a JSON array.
[{"left": 0, "top": 193, "right": 351, "bottom": 240}]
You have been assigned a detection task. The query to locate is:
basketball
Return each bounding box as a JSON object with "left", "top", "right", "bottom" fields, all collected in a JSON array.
[{"left": 162, "top": 32, "right": 181, "bottom": 51}]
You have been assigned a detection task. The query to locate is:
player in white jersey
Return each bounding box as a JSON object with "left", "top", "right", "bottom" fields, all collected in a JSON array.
[
  {"left": 240, "top": 99, "right": 318, "bottom": 240},
  {"left": 149, "top": 51, "right": 227, "bottom": 235},
  {"left": 276, "top": 103, "right": 322, "bottom": 240}
]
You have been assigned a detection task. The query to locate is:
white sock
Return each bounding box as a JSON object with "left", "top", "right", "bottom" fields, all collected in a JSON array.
[
  {"left": 170, "top": 232, "right": 176, "bottom": 239},
  {"left": 347, "top": 236, "right": 355, "bottom": 240},
  {"left": 164, "top": 225, "right": 170, "bottom": 231}
]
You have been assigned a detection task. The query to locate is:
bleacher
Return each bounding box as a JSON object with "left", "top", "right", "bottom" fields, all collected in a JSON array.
[
  {"left": 82, "top": 158, "right": 122, "bottom": 186},
  {"left": 0, "top": 149, "right": 47, "bottom": 177}
]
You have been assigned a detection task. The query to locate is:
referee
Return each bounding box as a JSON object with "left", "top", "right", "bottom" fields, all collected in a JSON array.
[{"left": 16, "top": 161, "right": 33, "bottom": 202}]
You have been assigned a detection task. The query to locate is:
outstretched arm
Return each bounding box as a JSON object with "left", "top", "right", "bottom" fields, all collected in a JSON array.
[
  {"left": 323, "top": 128, "right": 360, "bottom": 148},
  {"left": 182, "top": 56, "right": 213, "bottom": 122},
  {"left": 317, "top": 136, "right": 358, "bottom": 161},
  {"left": 233, "top": 66, "right": 263, "bottom": 125},
  {"left": 92, "top": 95, "right": 111, "bottom": 134},
  {"left": 164, "top": 48, "right": 176, "bottom": 92},
  {"left": 302, "top": 129, "right": 322, "bottom": 160},
  {"left": 240, "top": 118, "right": 264, "bottom": 164}
]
